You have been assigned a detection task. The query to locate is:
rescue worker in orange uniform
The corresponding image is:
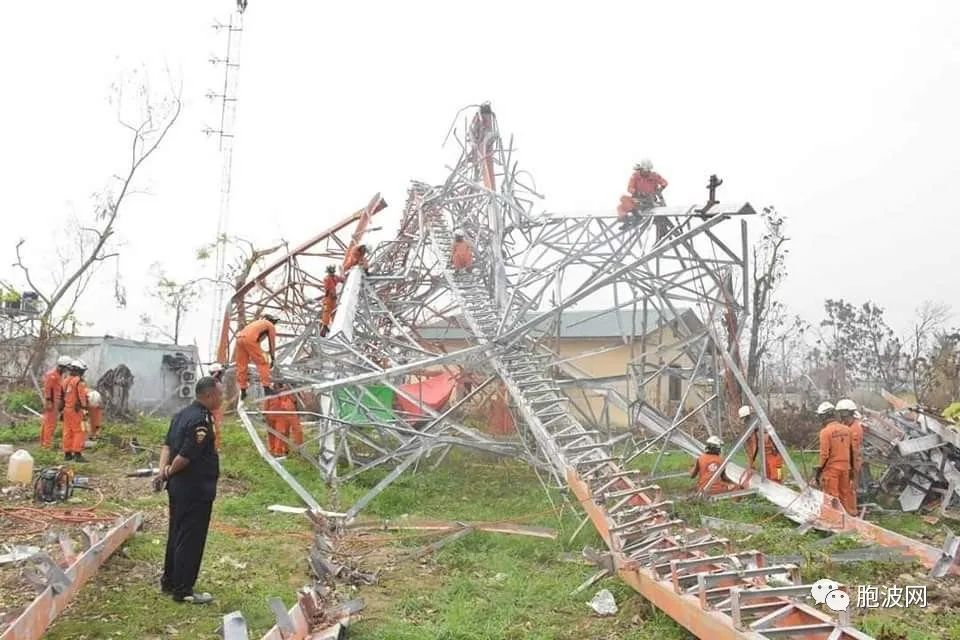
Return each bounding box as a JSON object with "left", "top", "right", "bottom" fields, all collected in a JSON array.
[
  {"left": 87, "top": 390, "right": 103, "bottom": 440},
  {"left": 41, "top": 355, "right": 72, "bottom": 448},
  {"left": 233, "top": 315, "right": 279, "bottom": 400},
  {"left": 815, "top": 401, "right": 856, "bottom": 515},
  {"left": 740, "top": 405, "right": 784, "bottom": 483},
  {"left": 263, "top": 380, "right": 300, "bottom": 457},
  {"left": 451, "top": 231, "right": 474, "bottom": 272},
  {"left": 343, "top": 244, "right": 369, "bottom": 274},
  {"left": 269, "top": 380, "right": 303, "bottom": 457},
  {"left": 836, "top": 398, "right": 863, "bottom": 513},
  {"left": 691, "top": 436, "right": 735, "bottom": 493},
  {"left": 208, "top": 362, "right": 225, "bottom": 451},
  {"left": 320, "top": 265, "right": 344, "bottom": 337},
  {"left": 60, "top": 359, "right": 90, "bottom": 462},
  {"left": 264, "top": 392, "right": 285, "bottom": 456},
  {"left": 620, "top": 159, "right": 668, "bottom": 230}
]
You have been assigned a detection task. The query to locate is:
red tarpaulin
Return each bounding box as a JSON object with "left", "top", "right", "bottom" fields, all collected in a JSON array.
[{"left": 396, "top": 373, "right": 456, "bottom": 418}]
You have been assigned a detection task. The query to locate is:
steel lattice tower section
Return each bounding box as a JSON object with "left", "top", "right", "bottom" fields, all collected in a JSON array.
[{"left": 231, "top": 103, "right": 959, "bottom": 639}]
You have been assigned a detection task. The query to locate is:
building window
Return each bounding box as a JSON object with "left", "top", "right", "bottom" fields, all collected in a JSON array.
[{"left": 668, "top": 375, "right": 682, "bottom": 404}]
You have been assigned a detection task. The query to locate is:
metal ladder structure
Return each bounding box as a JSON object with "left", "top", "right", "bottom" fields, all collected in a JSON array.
[{"left": 423, "top": 210, "right": 873, "bottom": 640}]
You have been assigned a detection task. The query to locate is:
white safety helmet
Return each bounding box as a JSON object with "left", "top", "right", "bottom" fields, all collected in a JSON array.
[
  {"left": 815, "top": 401, "right": 835, "bottom": 416},
  {"left": 56, "top": 355, "right": 72, "bottom": 367},
  {"left": 637, "top": 158, "right": 653, "bottom": 171},
  {"left": 209, "top": 362, "right": 225, "bottom": 374},
  {"left": 737, "top": 406, "right": 752, "bottom": 419},
  {"left": 835, "top": 398, "right": 857, "bottom": 412},
  {"left": 87, "top": 390, "right": 102, "bottom": 408},
  {"left": 706, "top": 435, "right": 723, "bottom": 448},
  {"left": 70, "top": 359, "right": 87, "bottom": 371}
]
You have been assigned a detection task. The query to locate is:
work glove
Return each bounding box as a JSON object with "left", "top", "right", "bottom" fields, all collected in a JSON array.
[
  {"left": 848, "top": 468, "right": 855, "bottom": 481},
  {"left": 813, "top": 465, "right": 823, "bottom": 485}
]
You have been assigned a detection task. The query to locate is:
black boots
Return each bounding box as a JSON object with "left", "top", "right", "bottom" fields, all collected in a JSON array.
[
  {"left": 262, "top": 386, "right": 275, "bottom": 396},
  {"left": 240, "top": 388, "right": 247, "bottom": 400}
]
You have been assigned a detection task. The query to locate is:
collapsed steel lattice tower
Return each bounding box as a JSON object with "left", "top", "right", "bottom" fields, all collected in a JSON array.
[{"left": 227, "top": 104, "right": 958, "bottom": 639}]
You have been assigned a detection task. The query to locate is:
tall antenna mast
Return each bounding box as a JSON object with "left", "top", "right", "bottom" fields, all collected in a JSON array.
[{"left": 205, "top": 6, "right": 245, "bottom": 360}]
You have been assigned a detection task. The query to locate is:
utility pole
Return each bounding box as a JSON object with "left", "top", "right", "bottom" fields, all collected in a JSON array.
[{"left": 204, "top": 9, "right": 244, "bottom": 360}]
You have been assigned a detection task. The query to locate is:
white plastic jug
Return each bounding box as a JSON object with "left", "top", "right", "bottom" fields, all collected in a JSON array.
[{"left": 6, "top": 449, "right": 34, "bottom": 485}]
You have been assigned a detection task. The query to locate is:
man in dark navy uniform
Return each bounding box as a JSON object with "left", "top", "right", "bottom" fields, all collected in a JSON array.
[{"left": 155, "top": 377, "right": 222, "bottom": 603}]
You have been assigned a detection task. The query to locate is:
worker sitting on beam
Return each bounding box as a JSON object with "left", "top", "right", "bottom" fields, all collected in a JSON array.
[
  {"left": 619, "top": 158, "right": 668, "bottom": 230},
  {"left": 691, "top": 436, "right": 736, "bottom": 494}
]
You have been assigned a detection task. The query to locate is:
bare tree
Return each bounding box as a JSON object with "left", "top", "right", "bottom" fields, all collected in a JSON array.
[
  {"left": 13, "top": 71, "right": 181, "bottom": 376},
  {"left": 908, "top": 301, "right": 952, "bottom": 402},
  {"left": 746, "top": 207, "right": 789, "bottom": 390},
  {"left": 139, "top": 264, "right": 203, "bottom": 344}
]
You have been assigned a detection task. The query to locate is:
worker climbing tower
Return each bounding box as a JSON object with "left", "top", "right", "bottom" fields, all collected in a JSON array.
[{"left": 205, "top": 5, "right": 245, "bottom": 358}]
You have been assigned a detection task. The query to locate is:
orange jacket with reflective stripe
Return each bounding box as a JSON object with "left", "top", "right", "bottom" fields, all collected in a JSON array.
[
  {"left": 819, "top": 421, "right": 852, "bottom": 471},
  {"left": 238, "top": 318, "right": 276, "bottom": 352}
]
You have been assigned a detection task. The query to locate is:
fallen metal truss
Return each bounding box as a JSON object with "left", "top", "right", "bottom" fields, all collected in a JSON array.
[
  {"left": 0, "top": 513, "right": 142, "bottom": 640},
  {"left": 227, "top": 103, "right": 959, "bottom": 638}
]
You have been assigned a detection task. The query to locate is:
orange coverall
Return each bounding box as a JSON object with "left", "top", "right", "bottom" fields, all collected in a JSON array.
[
  {"left": 41, "top": 367, "right": 62, "bottom": 448},
  {"left": 848, "top": 418, "right": 864, "bottom": 511},
  {"left": 691, "top": 452, "right": 733, "bottom": 493},
  {"left": 342, "top": 246, "right": 368, "bottom": 273},
  {"left": 627, "top": 171, "right": 668, "bottom": 196},
  {"left": 819, "top": 421, "right": 855, "bottom": 514},
  {"left": 88, "top": 406, "right": 103, "bottom": 438},
  {"left": 234, "top": 318, "right": 276, "bottom": 390},
  {"left": 61, "top": 375, "right": 89, "bottom": 455},
  {"left": 451, "top": 239, "right": 474, "bottom": 270},
  {"left": 749, "top": 429, "right": 784, "bottom": 483},
  {"left": 265, "top": 394, "right": 301, "bottom": 456},
  {"left": 321, "top": 273, "right": 344, "bottom": 329}
]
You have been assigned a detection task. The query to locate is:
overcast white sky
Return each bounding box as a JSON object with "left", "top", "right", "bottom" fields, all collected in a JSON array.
[{"left": 2, "top": 1, "right": 958, "bottom": 357}]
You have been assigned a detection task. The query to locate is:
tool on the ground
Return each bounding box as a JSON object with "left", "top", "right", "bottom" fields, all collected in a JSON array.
[
  {"left": 33, "top": 466, "right": 76, "bottom": 503},
  {"left": 126, "top": 467, "right": 161, "bottom": 478}
]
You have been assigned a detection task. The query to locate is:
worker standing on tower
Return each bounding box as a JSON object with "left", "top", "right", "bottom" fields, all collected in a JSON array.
[
  {"left": 233, "top": 314, "right": 279, "bottom": 400},
  {"left": 836, "top": 398, "right": 863, "bottom": 512},
  {"left": 320, "top": 265, "right": 344, "bottom": 337},
  {"left": 815, "top": 401, "right": 855, "bottom": 514},
  {"left": 41, "top": 355, "right": 71, "bottom": 449},
  {"left": 61, "top": 360, "right": 90, "bottom": 462},
  {"left": 451, "top": 231, "right": 474, "bottom": 272}
]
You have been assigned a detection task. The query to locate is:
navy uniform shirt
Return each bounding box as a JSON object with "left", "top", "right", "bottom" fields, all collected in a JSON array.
[{"left": 164, "top": 401, "right": 219, "bottom": 501}]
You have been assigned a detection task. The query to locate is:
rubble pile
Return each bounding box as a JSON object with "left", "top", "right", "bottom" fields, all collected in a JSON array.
[{"left": 863, "top": 406, "right": 960, "bottom": 512}]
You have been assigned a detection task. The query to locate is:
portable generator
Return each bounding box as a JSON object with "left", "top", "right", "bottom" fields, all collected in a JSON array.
[{"left": 33, "top": 466, "right": 75, "bottom": 503}]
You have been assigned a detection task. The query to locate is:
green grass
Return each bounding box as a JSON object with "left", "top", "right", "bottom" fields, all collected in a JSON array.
[{"left": 3, "top": 419, "right": 959, "bottom": 639}]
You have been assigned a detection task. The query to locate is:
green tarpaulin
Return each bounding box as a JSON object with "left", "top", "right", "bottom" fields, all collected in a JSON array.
[{"left": 335, "top": 385, "right": 396, "bottom": 424}]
